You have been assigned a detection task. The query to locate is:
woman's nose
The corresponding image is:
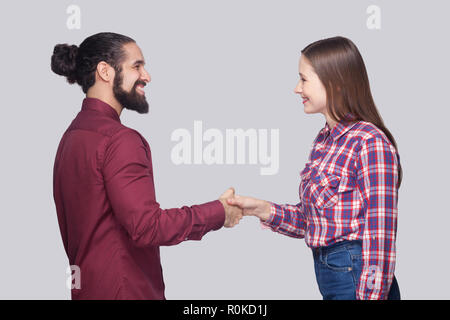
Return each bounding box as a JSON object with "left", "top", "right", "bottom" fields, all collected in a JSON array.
[{"left": 294, "top": 81, "right": 302, "bottom": 94}]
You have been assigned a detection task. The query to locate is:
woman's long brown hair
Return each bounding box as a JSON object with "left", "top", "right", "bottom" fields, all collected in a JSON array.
[{"left": 301, "top": 36, "right": 402, "bottom": 188}]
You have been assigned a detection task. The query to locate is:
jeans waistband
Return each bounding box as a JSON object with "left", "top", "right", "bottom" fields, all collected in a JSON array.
[{"left": 312, "top": 240, "right": 362, "bottom": 259}]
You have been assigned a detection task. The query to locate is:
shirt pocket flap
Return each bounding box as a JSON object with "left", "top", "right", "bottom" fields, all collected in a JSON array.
[
  {"left": 310, "top": 172, "right": 357, "bottom": 210},
  {"left": 311, "top": 171, "right": 340, "bottom": 188},
  {"left": 313, "top": 172, "right": 356, "bottom": 191},
  {"left": 337, "top": 174, "right": 356, "bottom": 193}
]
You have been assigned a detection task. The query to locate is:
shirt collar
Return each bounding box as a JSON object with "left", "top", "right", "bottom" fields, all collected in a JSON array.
[
  {"left": 81, "top": 98, "right": 121, "bottom": 123},
  {"left": 322, "top": 117, "right": 358, "bottom": 141}
]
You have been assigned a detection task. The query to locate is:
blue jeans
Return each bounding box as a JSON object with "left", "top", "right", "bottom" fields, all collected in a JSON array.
[{"left": 312, "top": 240, "right": 400, "bottom": 300}]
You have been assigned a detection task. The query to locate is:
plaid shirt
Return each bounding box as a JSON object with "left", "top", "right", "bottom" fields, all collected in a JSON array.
[{"left": 264, "top": 120, "right": 400, "bottom": 300}]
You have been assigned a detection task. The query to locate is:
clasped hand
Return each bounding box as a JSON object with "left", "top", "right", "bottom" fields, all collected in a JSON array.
[{"left": 219, "top": 188, "right": 272, "bottom": 228}]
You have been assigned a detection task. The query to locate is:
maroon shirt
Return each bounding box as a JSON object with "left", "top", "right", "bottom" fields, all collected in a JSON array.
[{"left": 53, "top": 98, "right": 225, "bottom": 300}]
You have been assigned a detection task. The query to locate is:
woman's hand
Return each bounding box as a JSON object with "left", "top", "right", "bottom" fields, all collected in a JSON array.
[{"left": 226, "top": 195, "right": 272, "bottom": 222}]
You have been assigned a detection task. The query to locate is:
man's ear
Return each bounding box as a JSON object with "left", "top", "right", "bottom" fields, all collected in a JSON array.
[{"left": 96, "top": 61, "right": 115, "bottom": 82}]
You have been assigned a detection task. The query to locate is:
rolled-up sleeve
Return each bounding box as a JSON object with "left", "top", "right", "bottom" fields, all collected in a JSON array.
[{"left": 102, "top": 129, "right": 225, "bottom": 247}]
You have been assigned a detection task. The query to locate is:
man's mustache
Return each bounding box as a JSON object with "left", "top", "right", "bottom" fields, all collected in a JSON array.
[{"left": 134, "top": 80, "right": 147, "bottom": 88}]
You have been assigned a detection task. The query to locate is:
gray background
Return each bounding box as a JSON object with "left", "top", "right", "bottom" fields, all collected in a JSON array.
[{"left": 0, "top": 0, "right": 448, "bottom": 299}]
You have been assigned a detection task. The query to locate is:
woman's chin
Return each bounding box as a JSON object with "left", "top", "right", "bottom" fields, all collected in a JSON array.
[
  {"left": 303, "top": 105, "right": 325, "bottom": 115},
  {"left": 303, "top": 106, "right": 316, "bottom": 114}
]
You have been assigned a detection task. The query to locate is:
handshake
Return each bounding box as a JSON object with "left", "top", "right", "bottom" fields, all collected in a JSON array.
[{"left": 218, "top": 187, "right": 272, "bottom": 228}]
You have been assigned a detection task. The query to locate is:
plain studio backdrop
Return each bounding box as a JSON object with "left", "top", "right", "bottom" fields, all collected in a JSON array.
[{"left": 0, "top": 0, "right": 448, "bottom": 299}]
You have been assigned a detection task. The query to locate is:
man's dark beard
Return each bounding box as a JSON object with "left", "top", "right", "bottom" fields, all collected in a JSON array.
[{"left": 113, "top": 71, "right": 149, "bottom": 114}]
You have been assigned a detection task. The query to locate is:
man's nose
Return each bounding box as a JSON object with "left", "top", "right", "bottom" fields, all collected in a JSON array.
[{"left": 142, "top": 68, "right": 151, "bottom": 83}]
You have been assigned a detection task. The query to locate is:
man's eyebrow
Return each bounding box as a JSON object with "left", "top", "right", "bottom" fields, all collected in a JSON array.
[
  {"left": 299, "top": 72, "right": 306, "bottom": 78},
  {"left": 133, "top": 60, "right": 146, "bottom": 66}
]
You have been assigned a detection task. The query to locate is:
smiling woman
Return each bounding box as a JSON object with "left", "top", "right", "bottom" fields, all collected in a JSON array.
[
  {"left": 299, "top": 37, "right": 402, "bottom": 187},
  {"left": 295, "top": 56, "right": 328, "bottom": 121},
  {"left": 227, "top": 36, "right": 402, "bottom": 300}
]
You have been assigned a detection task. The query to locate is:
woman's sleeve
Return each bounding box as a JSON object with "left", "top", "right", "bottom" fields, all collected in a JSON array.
[
  {"left": 261, "top": 202, "right": 307, "bottom": 239},
  {"left": 356, "top": 137, "right": 399, "bottom": 300}
]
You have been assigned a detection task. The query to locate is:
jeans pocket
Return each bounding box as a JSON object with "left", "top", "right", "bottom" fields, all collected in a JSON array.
[{"left": 324, "top": 248, "right": 353, "bottom": 272}]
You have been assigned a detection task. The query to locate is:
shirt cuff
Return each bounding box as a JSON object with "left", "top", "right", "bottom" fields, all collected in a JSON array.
[
  {"left": 260, "top": 203, "right": 282, "bottom": 230},
  {"left": 198, "top": 200, "right": 226, "bottom": 232}
]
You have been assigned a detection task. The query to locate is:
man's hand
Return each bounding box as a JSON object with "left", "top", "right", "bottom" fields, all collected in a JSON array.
[
  {"left": 219, "top": 188, "right": 243, "bottom": 228},
  {"left": 226, "top": 195, "right": 272, "bottom": 222}
]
